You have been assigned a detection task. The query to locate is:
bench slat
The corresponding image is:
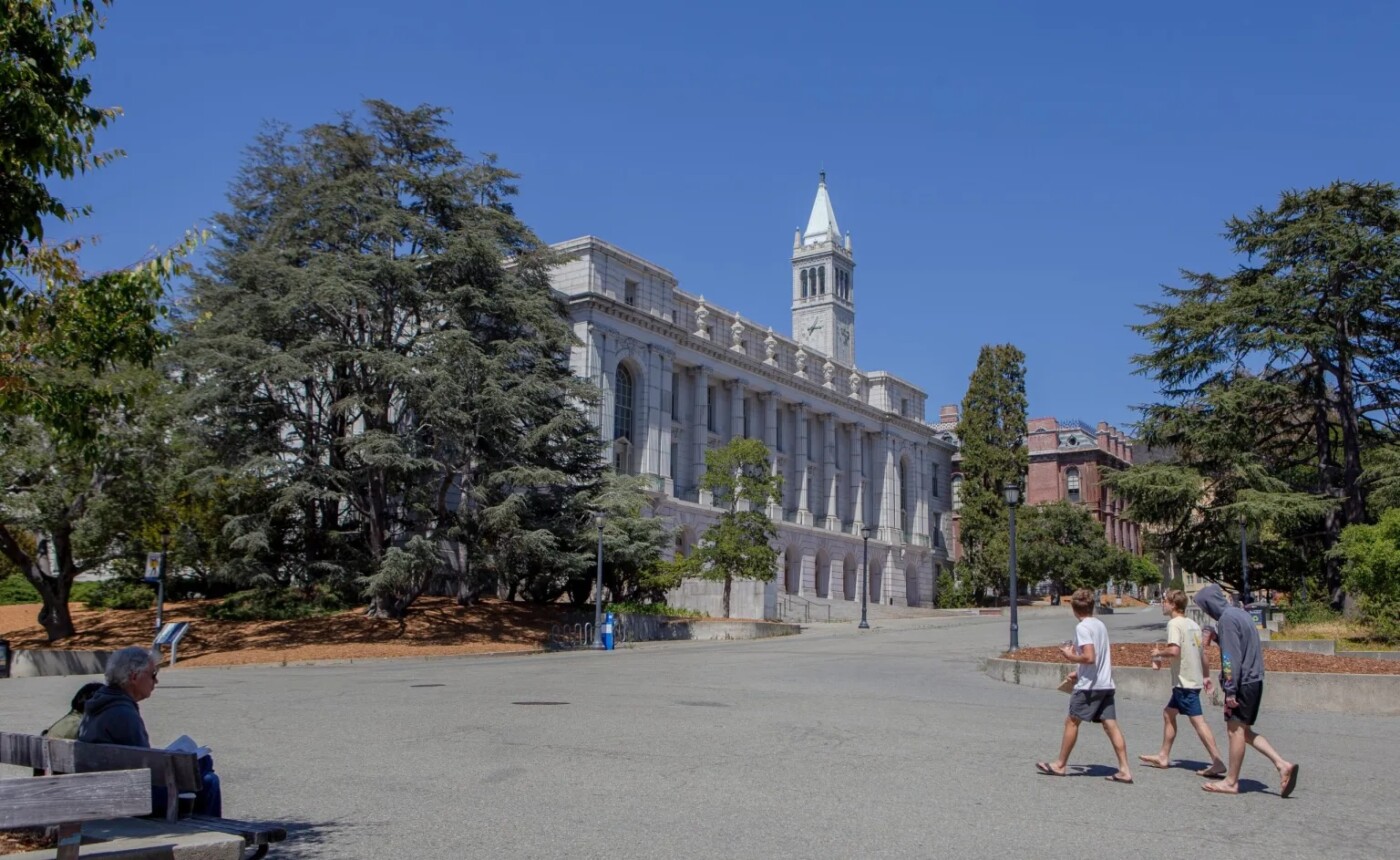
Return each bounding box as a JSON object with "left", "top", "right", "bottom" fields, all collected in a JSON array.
[
  {"left": 0, "top": 769, "right": 151, "bottom": 829},
  {"left": 46, "top": 738, "right": 203, "bottom": 792},
  {"left": 186, "top": 815, "right": 288, "bottom": 845},
  {"left": 0, "top": 730, "right": 47, "bottom": 769}
]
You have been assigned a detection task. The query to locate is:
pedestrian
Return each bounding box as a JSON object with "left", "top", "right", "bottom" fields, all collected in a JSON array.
[
  {"left": 1036, "top": 588, "right": 1134, "bottom": 784},
  {"left": 1137, "top": 589, "right": 1227, "bottom": 777},
  {"left": 1194, "top": 584, "right": 1300, "bottom": 797}
]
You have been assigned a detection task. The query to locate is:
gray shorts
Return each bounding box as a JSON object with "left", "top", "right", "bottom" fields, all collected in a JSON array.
[{"left": 1069, "top": 689, "right": 1117, "bottom": 723}]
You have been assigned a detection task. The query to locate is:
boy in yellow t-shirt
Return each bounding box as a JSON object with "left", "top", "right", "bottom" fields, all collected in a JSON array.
[{"left": 1138, "top": 590, "right": 1227, "bottom": 777}]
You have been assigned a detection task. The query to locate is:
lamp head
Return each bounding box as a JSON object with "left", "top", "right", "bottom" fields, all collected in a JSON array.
[
  {"left": 1003, "top": 481, "right": 1021, "bottom": 507},
  {"left": 860, "top": 525, "right": 872, "bottom": 540},
  {"left": 593, "top": 511, "right": 605, "bottom": 529}
]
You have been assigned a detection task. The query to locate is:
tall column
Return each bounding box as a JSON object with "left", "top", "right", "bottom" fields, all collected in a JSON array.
[
  {"left": 879, "top": 431, "right": 900, "bottom": 545},
  {"left": 764, "top": 392, "right": 782, "bottom": 520},
  {"left": 657, "top": 353, "right": 674, "bottom": 495},
  {"left": 795, "top": 403, "right": 812, "bottom": 526},
  {"left": 692, "top": 365, "right": 710, "bottom": 505},
  {"left": 914, "top": 445, "right": 930, "bottom": 545},
  {"left": 729, "top": 379, "right": 745, "bottom": 441},
  {"left": 850, "top": 424, "right": 865, "bottom": 532},
  {"left": 822, "top": 414, "right": 840, "bottom": 530}
]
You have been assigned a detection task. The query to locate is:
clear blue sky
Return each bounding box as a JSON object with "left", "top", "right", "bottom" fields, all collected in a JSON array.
[{"left": 60, "top": 0, "right": 1400, "bottom": 431}]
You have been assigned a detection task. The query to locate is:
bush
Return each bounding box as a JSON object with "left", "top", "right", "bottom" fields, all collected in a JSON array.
[
  {"left": 1284, "top": 599, "right": 1341, "bottom": 626},
  {"left": 0, "top": 574, "right": 40, "bottom": 605},
  {"left": 205, "top": 586, "right": 345, "bottom": 622},
  {"left": 605, "top": 601, "right": 706, "bottom": 618},
  {"left": 935, "top": 569, "right": 977, "bottom": 608},
  {"left": 83, "top": 579, "right": 157, "bottom": 610}
]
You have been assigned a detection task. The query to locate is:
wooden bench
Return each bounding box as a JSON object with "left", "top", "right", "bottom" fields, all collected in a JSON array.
[
  {"left": 1, "top": 731, "right": 287, "bottom": 859},
  {"left": 0, "top": 769, "right": 151, "bottom": 859}
]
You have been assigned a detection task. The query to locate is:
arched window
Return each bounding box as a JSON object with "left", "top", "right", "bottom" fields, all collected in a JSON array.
[
  {"left": 931, "top": 463, "right": 940, "bottom": 498},
  {"left": 800, "top": 269, "right": 808, "bottom": 298},
  {"left": 1066, "top": 467, "right": 1081, "bottom": 503},
  {"left": 613, "top": 364, "right": 634, "bottom": 442},
  {"left": 951, "top": 474, "right": 963, "bottom": 510},
  {"left": 818, "top": 267, "right": 826, "bottom": 294}
]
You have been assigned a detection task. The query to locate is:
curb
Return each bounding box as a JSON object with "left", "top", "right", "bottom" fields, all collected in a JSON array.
[{"left": 983, "top": 657, "right": 1400, "bottom": 717}]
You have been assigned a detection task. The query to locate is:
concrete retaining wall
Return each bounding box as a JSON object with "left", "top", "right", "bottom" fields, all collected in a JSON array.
[
  {"left": 9, "top": 649, "right": 111, "bottom": 678},
  {"left": 615, "top": 614, "right": 798, "bottom": 642},
  {"left": 984, "top": 657, "right": 1400, "bottom": 716},
  {"left": 1263, "top": 639, "right": 1336, "bottom": 655}
]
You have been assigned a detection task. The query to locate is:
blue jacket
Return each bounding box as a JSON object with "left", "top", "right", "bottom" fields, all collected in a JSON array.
[{"left": 77, "top": 685, "right": 150, "bottom": 748}]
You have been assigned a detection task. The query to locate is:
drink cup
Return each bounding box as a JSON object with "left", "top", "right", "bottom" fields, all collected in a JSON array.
[{"left": 1151, "top": 639, "right": 1168, "bottom": 669}]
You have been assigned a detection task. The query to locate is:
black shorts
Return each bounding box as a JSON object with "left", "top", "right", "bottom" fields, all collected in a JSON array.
[
  {"left": 1069, "top": 689, "right": 1117, "bottom": 723},
  {"left": 1225, "top": 681, "right": 1263, "bottom": 726}
]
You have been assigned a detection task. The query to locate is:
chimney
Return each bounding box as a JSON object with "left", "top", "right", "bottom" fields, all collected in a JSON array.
[{"left": 939, "top": 404, "right": 960, "bottom": 423}]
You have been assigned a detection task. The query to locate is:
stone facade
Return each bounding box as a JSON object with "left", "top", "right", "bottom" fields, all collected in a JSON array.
[{"left": 549, "top": 177, "right": 957, "bottom": 612}]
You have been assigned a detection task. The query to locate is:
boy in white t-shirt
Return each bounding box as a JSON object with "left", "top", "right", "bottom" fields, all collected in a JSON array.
[
  {"left": 1036, "top": 588, "right": 1134, "bottom": 784},
  {"left": 1138, "top": 589, "right": 1227, "bottom": 777}
]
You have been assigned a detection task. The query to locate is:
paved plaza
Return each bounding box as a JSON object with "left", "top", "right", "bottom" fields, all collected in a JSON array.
[{"left": 2, "top": 609, "right": 1397, "bottom": 859}]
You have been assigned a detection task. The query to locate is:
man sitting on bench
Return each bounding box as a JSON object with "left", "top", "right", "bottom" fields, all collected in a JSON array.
[{"left": 79, "top": 646, "right": 223, "bottom": 817}]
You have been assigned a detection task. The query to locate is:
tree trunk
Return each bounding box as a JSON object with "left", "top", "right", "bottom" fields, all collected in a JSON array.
[
  {"left": 722, "top": 573, "right": 732, "bottom": 619},
  {"left": 32, "top": 573, "right": 76, "bottom": 642}
]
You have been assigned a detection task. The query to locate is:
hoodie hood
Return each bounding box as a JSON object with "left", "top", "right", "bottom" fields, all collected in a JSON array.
[
  {"left": 82, "top": 685, "right": 137, "bottom": 721},
  {"left": 77, "top": 684, "right": 149, "bottom": 748},
  {"left": 1194, "top": 584, "right": 1230, "bottom": 620}
]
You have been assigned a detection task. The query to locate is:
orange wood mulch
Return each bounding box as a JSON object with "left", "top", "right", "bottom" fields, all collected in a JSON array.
[
  {"left": 1007, "top": 642, "right": 1400, "bottom": 675},
  {"left": 0, "top": 597, "right": 571, "bottom": 668}
]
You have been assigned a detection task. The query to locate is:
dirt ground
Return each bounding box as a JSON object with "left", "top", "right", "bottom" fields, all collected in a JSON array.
[
  {"left": 0, "top": 597, "right": 570, "bottom": 668},
  {"left": 1008, "top": 642, "right": 1400, "bottom": 675},
  {"left": 0, "top": 830, "right": 50, "bottom": 854}
]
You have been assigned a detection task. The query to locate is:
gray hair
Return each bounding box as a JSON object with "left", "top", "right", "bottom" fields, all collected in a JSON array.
[{"left": 104, "top": 646, "right": 158, "bottom": 687}]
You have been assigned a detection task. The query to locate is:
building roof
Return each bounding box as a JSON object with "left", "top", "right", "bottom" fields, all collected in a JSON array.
[{"left": 802, "top": 172, "right": 841, "bottom": 246}]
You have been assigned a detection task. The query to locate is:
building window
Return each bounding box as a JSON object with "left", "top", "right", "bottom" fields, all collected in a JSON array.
[
  {"left": 613, "top": 364, "right": 634, "bottom": 442},
  {"left": 901, "top": 398, "right": 910, "bottom": 418},
  {"left": 951, "top": 474, "right": 963, "bottom": 510},
  {"left": 818, "top": 267, "right": 826, "bottom": 294},
  {"left": 800, "top": 269, "right": 808, "bottom": 298},
  {"left": 776, "top": 409, "right": 785, "bottom": 452},
  {"left": 931, "top": 464, "right": 940, "bottom": 498},
  {"left": 1066, "top": 467, "right": 1081, "bottom": 503},
  {"left": 624, "top": 279, "right": 638, "bottom": 306},
  {"left": 899, "top": 461, "right": 911, "bottom": 536},
  {"left": 669, "top": 441, "right": 679, "bottom": 478},
  {"left": 670, "top": 372, "right": 679, "bottom": 419},
  {"left": 932, "top": 513, "right": 943, "bottom": 547},
  {"left": 742, "top": 398, "right": 751, "bottom": 438},
  {"left": 706, "top": 386, "right": 717, "bottom": 433}
]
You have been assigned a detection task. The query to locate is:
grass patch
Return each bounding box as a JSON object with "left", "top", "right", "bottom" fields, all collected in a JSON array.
[
  {"left": 1275, "top": 619, "right": 1398, "bottom": 650},
  {"left": 1, "top": 574, "right": 104, "bottom": 606}
]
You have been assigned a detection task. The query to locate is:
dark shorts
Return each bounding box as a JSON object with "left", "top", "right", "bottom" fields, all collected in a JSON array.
[
  {"left": 1166, "top": 687, "right": 1203, "bottom": 717},
  {"left": 1069, "top": 689, "right": 1117, "bottom": 723},
  {"left": 1225, "top": 681, "right": 1263, "bottom": 726}
]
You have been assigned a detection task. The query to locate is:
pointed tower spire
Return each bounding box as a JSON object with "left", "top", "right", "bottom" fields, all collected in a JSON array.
[{"left": 802, "top": 171, "right": 841, "bottom": 246}]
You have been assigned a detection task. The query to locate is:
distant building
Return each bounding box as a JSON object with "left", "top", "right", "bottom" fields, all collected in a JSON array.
[{"left": 936, "top": 410, "right": 1143, "bottom": 562}]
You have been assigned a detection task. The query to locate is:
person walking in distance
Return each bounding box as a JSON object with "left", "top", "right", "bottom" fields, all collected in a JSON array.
[
  {"left": 1194, "top": 585, "right": 1300, "bottom": 797},
  {"left": 1137, "top": 589, "right": 1227, "bottom": 777},
  {"left": 1036, "top": 588, "right": 1134, "bottom": 784}
]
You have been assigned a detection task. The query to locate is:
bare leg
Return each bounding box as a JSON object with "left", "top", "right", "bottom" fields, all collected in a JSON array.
[
  {"left": 1204, "top": 719, "right": 1248, "bottom": 793},
  {"left": 1102, "top": 719, "right": 1132, "bottom": 781},
  {"left": 1243, "top": 727, "right": 1295, "bottom": 790},
  {"left": 1050, "top": 716, "right": 1081, "bottom": 773},
  {"left": 1139, "top": 708, "right": 1177, "bottom": 767},
  {"left": 1188, "top": 714, "right": 1226, "bottom": 774}
]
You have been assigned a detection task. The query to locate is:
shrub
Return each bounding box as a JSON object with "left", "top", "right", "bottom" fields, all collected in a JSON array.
[
  {"left": 1284, "top": 599, "right": 1341, "bottom": 626},
  {"left": 83, "top": 579, "right": 157, "bottom": 610},
  {"left": 205, "top": 586, "right": 345, "bottom": 622},
  {"left": 0, "top": 574, "right": 40, "bottom": 605},
  {"left": 605, "top": 601, "right": 706, "bottom": 618}
]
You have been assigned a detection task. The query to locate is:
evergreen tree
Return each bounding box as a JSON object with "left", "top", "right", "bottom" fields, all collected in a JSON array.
[
  {"left": 1132, "top": 182, "right": 1400, "bottom": 604},
  {"left": 567, "top": 474, "right": 675, "bottom": 606},
  {"left": 956, "top": 344, "right": 1028, "bottom": 601},
  {"left": 672, "top": 437, "right": 781, "bottom": 618},
  {"left": 175, "top": 100, "right": 602, "bottom": 618}
]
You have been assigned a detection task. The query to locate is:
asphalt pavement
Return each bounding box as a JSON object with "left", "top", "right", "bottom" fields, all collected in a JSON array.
[{"left": 2, "top": 606, "right": 1396, "bottom": 859}]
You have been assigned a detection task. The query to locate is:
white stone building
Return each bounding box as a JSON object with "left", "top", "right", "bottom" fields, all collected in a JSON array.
[{"left": 550, "top": 175, "right": 957, "bottom": 617}]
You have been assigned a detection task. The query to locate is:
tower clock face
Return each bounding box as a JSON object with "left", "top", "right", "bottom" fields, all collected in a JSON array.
[{"left": 803, "top": 319, "right": 824, "bottom": 345}]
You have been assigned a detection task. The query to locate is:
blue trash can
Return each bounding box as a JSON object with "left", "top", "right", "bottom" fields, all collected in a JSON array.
[
  {"left": 602, "top": 612, "right": 615, "bottom": 650},
  {"left": 0, "top": 639, "right": 10, "bottom": 679},
  {"left": 1248, "top": 607, "right": 1266, "bottom": 629}
]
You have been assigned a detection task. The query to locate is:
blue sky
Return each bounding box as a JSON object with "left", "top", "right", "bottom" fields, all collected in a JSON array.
[{"left": 58, "top": 0, "right": 1399, "bottom": 430}]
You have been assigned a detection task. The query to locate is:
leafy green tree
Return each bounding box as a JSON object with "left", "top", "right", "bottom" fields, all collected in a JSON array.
[
  {"left": 565, "top": 474, "right": 674, "bottom": 606},
  {"left": 176, "top": 100, "right": 602, "bottom": 618},
  {"left": 1132, "top": 182, "right": 1400, "bottom": 603},
  {"left": 1, "top": 1, "right": 194, "bottom": 639},
  {"left": 1014, "top": 501, "right": 1116, "bottom": 595},
  {"left": 672, "top": 437, "right": 781, "bottom": 618},
  {"left": 1332, "top": 510, "right": 1400, "bottom": 642},
  {"left": 956, "top": 344, "right": 1028, "bottom": 602}
]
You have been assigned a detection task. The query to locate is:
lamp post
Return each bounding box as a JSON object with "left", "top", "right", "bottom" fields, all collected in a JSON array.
[
  {"left": 1004, "top": 481, "right": 1020, "bottom": 652},
  {"left": 859, "top": 525, "right": 872, "bottom": 629},
  {"left": 593, "top": 512, "right": 605, "bottom": 649},
  {"left": 155, "top": 528, "right": 170, "bottom": 634},
  {"left": 1238, "top": 515, "right": 1251, "bottom": 607}
]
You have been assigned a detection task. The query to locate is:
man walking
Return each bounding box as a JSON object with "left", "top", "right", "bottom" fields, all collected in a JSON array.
[
  {"left": 1036, "top": 588, "right": 1134, "bottom": 784},
  {"left": 1194, "top": 584, "right": 1300, "bottom": 797},
  {"left": 1137, "top": 589, "right": 1226, "bottom": 777}
]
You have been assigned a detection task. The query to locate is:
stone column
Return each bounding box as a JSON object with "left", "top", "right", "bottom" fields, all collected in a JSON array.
[
  {"left": 795, "top": 403, "right": 812, "bottom": 526},
  {"left": 730, "top": 379, "right": 745, "bottom": 441},
  {"left": 764, "top": 392, "right": 782, "bottom": 520},
  {"left": 692, "top": 365, "right": 710, "bottom": 505},
  {"left": 657, "top": 353, "right": 674, "bottom": 495},
  {"left": 850, "top": 424, "right": 866, "bottom": 532},
  {"left": 879, "top": 432, "right": 901, "bottom": 544},
  {"left": 822, "top": 414, "right": 840, "bottom": 530}
]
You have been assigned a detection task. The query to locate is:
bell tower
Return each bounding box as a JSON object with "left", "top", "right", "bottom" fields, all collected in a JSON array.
[{"left": 791, "top": 172, "right": 855, "bottom": 365}]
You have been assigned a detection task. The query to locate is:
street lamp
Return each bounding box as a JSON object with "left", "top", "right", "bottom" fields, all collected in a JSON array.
[
  {"left": 593, "top": 512, "right": 605, "bottom": 649},
  {"left": 1238, "top": 515, "right": 1252, "bottom": 607},
  {"left": 155, "top": 527, "right": 171, "bottom": 634},
  {"left": 1004, "top": 481, "right": 1021, "bottom": 652},
  {"left": 859, "top": 525, "right": 872, "bottom": 629}
]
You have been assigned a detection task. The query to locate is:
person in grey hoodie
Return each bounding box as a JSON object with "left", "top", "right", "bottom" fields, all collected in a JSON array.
[{"left": 1194, "top": 585, "right": 1300, "bottom": 798}]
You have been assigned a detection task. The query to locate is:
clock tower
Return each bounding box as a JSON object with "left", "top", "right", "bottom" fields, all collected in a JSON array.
[{"left": 791, "top": 173, "right": 855, "bottom": 365}]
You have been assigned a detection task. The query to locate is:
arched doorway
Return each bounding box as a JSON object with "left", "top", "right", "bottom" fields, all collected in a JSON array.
[
  {"left": 905, "top": 564, "right": 920, "bottom": 607},
  {"left": 814, "top": 549, "right": 831, "bottom": 598},
  {"left": 843, "top": 554, "right": 858, "bottom": 600},
  {"left": 785, "top": 546, "right": 802, "bottom": 595},
  {"left": 870, "top": 558, "right": 884, "bottom": 603}
]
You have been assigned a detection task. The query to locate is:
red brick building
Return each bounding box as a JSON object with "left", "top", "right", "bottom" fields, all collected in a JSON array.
[{"left": 937, "top": 409, "right": 1142, "bottom": 561}]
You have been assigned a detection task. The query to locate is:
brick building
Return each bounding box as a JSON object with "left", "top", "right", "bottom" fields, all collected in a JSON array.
[{"left": 937, "top": 410, "right": 1142, "bottom": 561}]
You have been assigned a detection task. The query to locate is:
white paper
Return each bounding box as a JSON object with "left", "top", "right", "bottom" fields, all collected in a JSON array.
[{"left": 166, "top": 734, "right": 211, "bottom": 758}]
